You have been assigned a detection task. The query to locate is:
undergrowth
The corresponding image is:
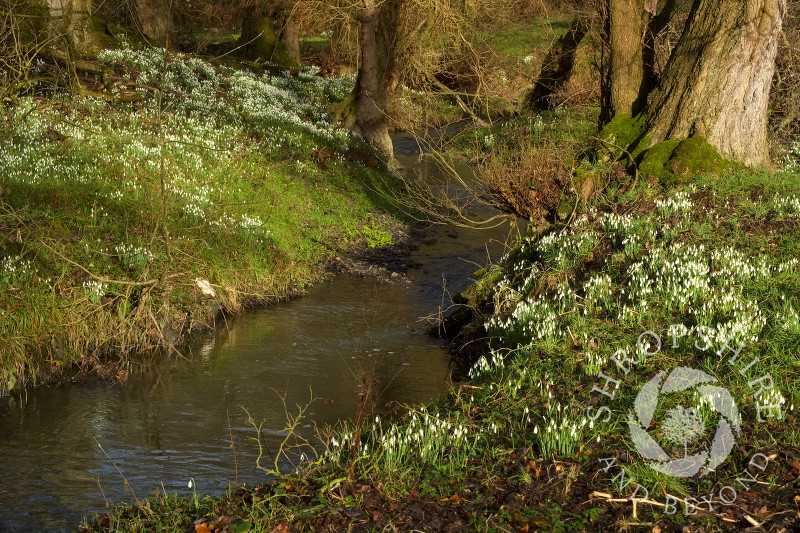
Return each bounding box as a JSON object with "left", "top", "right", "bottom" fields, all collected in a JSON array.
[
  {"left": 0, "top": 43, "right": 402, "bottom": 397},
  {"left": 82, "top": 155, "right": 800, "bottom": 532}
]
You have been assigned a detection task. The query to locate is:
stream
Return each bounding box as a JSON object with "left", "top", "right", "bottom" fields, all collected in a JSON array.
[{"left": 0, "top": 142, "right": 517, "bottom": 532}]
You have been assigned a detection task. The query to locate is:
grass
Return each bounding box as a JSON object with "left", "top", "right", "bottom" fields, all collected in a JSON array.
[
  {"left": 0, "top": 42, "right": 405, "bottom": 397},
  {"left": 80, "top": 106, "right": 800, "bottom": 531},
  {"left": 480, "top": 18, "right": 572, "bottom": 58},
  {"left": 69, "top": 16, "right": 800, "bottom": 533}
]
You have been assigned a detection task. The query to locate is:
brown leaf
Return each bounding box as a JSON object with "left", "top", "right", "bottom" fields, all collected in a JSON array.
[
  {"left": 525, "top": 460, "right": 542, "bottom": 479},
  {"left": 271, "top": 525, "right": 290, "bottom": 533},
  {"left": 439, "top": 493, "right": 467, "bottom": 504},
  {"left": 740, "top": 491, "right": 758, "bottom": 501},
  {"left": 789, "top": 459, "right": 800, "bottom": 476}
]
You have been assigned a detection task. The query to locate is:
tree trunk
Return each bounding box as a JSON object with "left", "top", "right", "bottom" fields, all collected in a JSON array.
[
  {"left": 354, "top": 2, "right": 393, "bottom": 159},
  {"left": 282, "top": 20, "right": 301, "bottom": 66},
  {"left": 349, "top": 0, "right": 402, "bottom": 160},
  {"left": 238, "top": 15, "right": 300, "bottom": 67},
  {"left": 609, "top": 0, "right": 650, "bottom": 116},
  {"left": 135, "top": 0, "right": 174, "bottom": 47},
  {"left": 44, "top": 0, "right": 100, "bottom": 54},
  {"left": 526, "top": 15, "right": 590, "bottom": 112},
  {"left": 269, "top": 2, "right": 303, "bottom": 67},
  {"left": 646, "top": 0, "right": 785, "bottom": 167},
  {"left": 641, "top": 0, "right": 677, "bottom": 91}
]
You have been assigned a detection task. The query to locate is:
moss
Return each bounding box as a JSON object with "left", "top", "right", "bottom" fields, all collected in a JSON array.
[
  {"left": 638, "top": 135, "right": 730, "bottom": 187},
  {"left": 597, "top": 113, "right": 648, "bottom": 163},
  {"left": 572, "top": 167, "right": 600, "bottom": 202},
  {"left": 668, "top": 135, "right": 729, "bottom": 177},
  {"left": 484, "top": 96, "right": 516, "bottom": 120},
  {"left": 237, "top": 17, "right": 300, "bottom": 68},
  {"left": 556, "top": 191, "right": 582, "bottom": 221},
  {"left": 91, "top": 17, "right": 127, "bottom": 49},
  {"left": 638, "top": 139, "right": 680, "bottom": 182}
]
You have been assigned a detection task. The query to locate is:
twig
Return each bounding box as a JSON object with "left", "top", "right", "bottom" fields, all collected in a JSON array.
[{"left": 39, "top": 240, "right": 184, "bottom": 287}]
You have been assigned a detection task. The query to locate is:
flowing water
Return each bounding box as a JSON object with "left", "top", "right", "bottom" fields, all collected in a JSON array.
[{"left": 0, "top": 143, "right": 517, "bottom": 532}]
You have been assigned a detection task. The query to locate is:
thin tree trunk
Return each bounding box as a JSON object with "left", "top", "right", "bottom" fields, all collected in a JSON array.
[
  {"left": 354, "top": 2, "right": 393, "bottom": 158},
  {"left": 641, "top": 0, "right": 676, "bottom": 90},
  {"left": 646, "top": 0, "right": 785, "bottom": 167},
  {"left": 238, "top": 14, "right": 299, "bottom": 67},
  {"left": 282, "top": 19, "right": 301, "bottom": 65},
  {"left": 609, "top": 0, "right": 650, "bottom": 116},
  {"left": 135, "top": 0, "right": 174, "bottom": 46}
]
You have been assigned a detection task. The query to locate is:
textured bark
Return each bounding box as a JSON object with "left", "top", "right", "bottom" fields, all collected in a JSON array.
[
  {"left": 609, "top": 0, "right": 650, "bottom": 116},
  {"left": 45, "top": 0, "right": 99, "bottom": 53},
  {"left": 640, "top": 0, "right": 676, "bottom": 89},
  {"left": 352, "top": 0, "right": 402, "bottom": 159},
  {"left": 646, "top": 0, "right": 785, "bottom": 167},
  {"left": 238, "top": 15, "right": 299, "bottom": 67},
  {"left": 268, "top": 2, "right": 303, "bottom": 67},
  {"left": 282, "top": 20, "right": 301, "bottom": 65},
  {"left": 135, "top": 0, "right": 174, "bottom": 46},
  {"left": 354, "top": 3, "right": 393, "bottom": 158},
  {"left": 526, "top": 15, "right": 590, "bottom": 112}
]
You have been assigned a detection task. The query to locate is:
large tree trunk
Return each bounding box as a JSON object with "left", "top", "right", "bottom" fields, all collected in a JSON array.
[
  {"left": 135, "top": 0, "right": 174, "bottom": 46},
  {"left": 609, "top": 0, "right": 651, "bottom": 116},
  {"left": 646, "top": 0, "right": 785, "bottom": 167},
  {"left": 44, "top": 0, "right": 100, "bottom": 54}
]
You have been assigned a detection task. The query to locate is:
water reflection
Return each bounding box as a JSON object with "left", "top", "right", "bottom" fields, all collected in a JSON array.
[{"left": 0, "top": 149, "right": 516, "bottom": 532}]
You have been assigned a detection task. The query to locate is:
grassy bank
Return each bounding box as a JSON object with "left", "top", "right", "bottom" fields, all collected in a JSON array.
[
  {"left": 81, "top": 108, "right": 800, "bottom": 532},
  {"left": 0, "top": 43, "right": 403, "bottom": 398}
]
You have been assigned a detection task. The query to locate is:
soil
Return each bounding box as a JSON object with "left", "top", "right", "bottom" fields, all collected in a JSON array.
[
  {"left": 327, "top": 220, "right": 424, "bottom": 283},
  {"left": 81, "top": 441, "right": 800, "bottom": 532}
]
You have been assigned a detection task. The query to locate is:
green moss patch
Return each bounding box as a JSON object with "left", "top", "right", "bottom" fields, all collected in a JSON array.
[
  {"left": 597, "top": 113, "right": 648, "bottom": 163},
  {"left": 598, "top": 113, "right": 730, "bottom": 187},
  {"left": 238, "top": 17, "right": 300, "bottom": 68},
  {"left": 638, "top": 135, "right": 730, "bottom": 186}
]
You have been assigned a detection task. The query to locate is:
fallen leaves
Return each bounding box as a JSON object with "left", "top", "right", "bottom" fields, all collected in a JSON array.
[
  {"left": 524, "top": 460, "right": 542, "bottom": 479},
  {"left": 439, "top": 493, "right": 467, "bottom": 505}
]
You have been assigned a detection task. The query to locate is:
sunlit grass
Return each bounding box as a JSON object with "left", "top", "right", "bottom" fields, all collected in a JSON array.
[{"left": 0, "top": 45, "right": 400, "bottom": 395}]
